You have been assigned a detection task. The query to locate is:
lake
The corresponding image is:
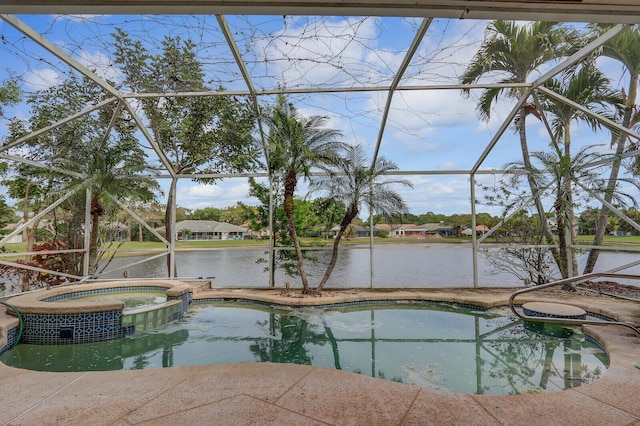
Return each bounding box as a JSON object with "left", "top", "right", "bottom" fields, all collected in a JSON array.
[{"left": 100, "top": 244, "right": 640, "bottom": 289}]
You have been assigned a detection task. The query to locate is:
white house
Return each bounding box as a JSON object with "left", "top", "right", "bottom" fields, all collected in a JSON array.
[{"left": 159, "top": 220, "right": 247, "bottom": 241}]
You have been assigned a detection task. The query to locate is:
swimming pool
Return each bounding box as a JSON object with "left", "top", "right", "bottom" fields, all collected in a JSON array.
[{"left": 0, "top": 301, "right": 608, "bottom": 396}]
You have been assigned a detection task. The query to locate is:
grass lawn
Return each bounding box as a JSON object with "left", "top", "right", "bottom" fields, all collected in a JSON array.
[
  {"left": 2, "top": 235, "right": 639, "bottom": 256},
  {"left": 575, "top": 235, "right": 640, "bottom": 246}
]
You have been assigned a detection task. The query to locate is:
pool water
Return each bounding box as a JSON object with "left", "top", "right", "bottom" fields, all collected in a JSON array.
[
  {"left": 0, "top": 302, "right": 608, "bottom": 395},
  {"left": 52, "top": 291, "right": 168, "bottom": 312}
]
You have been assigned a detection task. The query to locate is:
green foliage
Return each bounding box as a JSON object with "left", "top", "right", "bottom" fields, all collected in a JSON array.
[
  {"left": 189, "top": 207, "right": 222, "bottom": 221},
  {"left": 177, "top": 228, "right": 193, "bottom": 238},
  {"left": 309, "top": 144, "right": 412, "bottom": 290},
  {"left": 112, "top": 28, "right": 259, "bottom": 177},
  {"left": 486, "top": 212, "right": 555, "bottom": 285},
  {"left": 113, "top": 29, "right": 259, "bottom": 275},
  {"left": 310, "top": 197, "right": 346, "bottom": 238},
  {"left": 0, "top": 241, "right": 77, "bottom": 293},
  {"left": 262, "top": 95, "right": 347, "bottom": 291},
  {"left": 0, "top": 196, "right": 17, "bottom": 230},
  {"left": 0, "top": 78, "right": 21, "bottom": 117}
]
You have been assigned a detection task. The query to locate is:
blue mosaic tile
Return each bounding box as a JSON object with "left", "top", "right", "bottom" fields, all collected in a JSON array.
[
  {"left": 18, "top": 285, "right": 193, "bottom": 345},
  {"left": 0, "top": 327, "right": 19, "bottom": 355}
]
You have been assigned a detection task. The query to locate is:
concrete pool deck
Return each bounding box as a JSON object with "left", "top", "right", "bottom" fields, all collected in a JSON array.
[{"left": 1, "top": 287, "right": 639, "bottom": 425}]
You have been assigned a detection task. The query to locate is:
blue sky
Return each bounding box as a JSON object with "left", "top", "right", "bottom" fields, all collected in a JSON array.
[{"left": 0, "top": 14, "right": 634, "bottom": 218}]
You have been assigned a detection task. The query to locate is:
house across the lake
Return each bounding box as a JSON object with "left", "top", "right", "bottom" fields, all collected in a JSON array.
[
  {"left": 328, "top": 223, "right": 455, "bottom": 238},
  {"left": 461, "top": 224, "right": 490, "bottom": 236},
  {"left": 159, "top": 220, "right": 248, "bottom": 241}
]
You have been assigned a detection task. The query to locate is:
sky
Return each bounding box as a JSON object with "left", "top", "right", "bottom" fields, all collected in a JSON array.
[{"left": 0, "top": 14, "right": 635, "bottom": 219}]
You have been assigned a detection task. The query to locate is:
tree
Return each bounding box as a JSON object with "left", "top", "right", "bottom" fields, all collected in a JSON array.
[
  {"left": 504, "top": 145, "right": 638, "bottom": 285},
  {"left": 417, "top": 212, "right": 448, "bottom": 225},
  {"left": 536, "top": 63, "right": 620, "bottom": 277},
  {"left": 578, "top": 208, "right": 600, "bottom": 235},
  {"left": 3, "top": 115, "right": 58, "bottom": 290},
  {"left": 8, "top": 73, "right": 160, "bottom": 277},
  {"left": 617, "top": 208, "right": 640, "bottom": 236},
  {"left": 266, "top": 96, "right": 347, "bottom": 293},
  {"left": 584, "top": 25, "right": 640, "bottom": 274},
  {"left": 0, "top": 194, "right": 17, "bottom": 230},
  {"left": 310, "top": 144, "right": 412, "bottom": 291},
  {"left": 190, "top": 207, "right": 222, "bottom": 221},
  {"left": 461, "top": 20, "right": 576, "bottom": 271},
  {"left": 310, "top": 197, "right": 346, "bottom": 239},
  {"left": 113, "top": 29, "right": 259, "bottom": 275},
  {"left": 70, "top": 137, "right": 159, "bottom": 274},
  {"left": 0, "top": 78, "right": 20, "bottom": 117},
  {"left": 487, "top": 211, "right": 555, "bottom": 285}
]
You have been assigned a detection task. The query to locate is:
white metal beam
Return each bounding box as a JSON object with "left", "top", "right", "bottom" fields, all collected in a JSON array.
[
  {"left": 0, "top": 98, "right": 118, "bottom": 153},
  {"left": 0, "top": 14, "right": 122, "bottom": 98},
  {"left": 1, "top": 1, "right": 639, "bottom": 24},
  {"left": 371, "top": 18, "right": 432, "bottom": 165}
]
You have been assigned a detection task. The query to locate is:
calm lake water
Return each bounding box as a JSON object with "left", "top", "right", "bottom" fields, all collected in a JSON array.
[{"left": 100, "top": 244, "right": 640, "bottom": 289}]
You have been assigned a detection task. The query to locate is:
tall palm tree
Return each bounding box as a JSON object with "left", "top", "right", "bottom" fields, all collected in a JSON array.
[
  {"left": 267, "top": 97, "right": 347, "bottom": 293},
  {"left": 537, "top": 64, "right": 620, "bottom": 277},
  {"left": 310, "top": 144, "right": 412, "bottom": 291},
  {"left": 461, "top": 20, "right": 576, "bottom": 269},
  {"left": 584, "top": 25, "right": 640, "bottom": 274}
]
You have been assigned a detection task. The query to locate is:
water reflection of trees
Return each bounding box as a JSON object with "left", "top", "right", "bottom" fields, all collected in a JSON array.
[
  {"left": 244, "top": 306, "right": 605, "bottom": 396},
  {"left": 249, "top": 313, "right": 326, "bottom": 365},
  {"left": 480, "top": 323, "right": 603, "bottom": 395}
]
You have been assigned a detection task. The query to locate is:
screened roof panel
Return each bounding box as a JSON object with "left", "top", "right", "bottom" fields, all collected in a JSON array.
[{"left": 0, "top": 8, "right": 638, "bottom": 215}]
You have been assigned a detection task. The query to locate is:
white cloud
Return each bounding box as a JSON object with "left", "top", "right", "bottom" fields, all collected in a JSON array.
[
  {"left": 24, "top": 68, "right": 61, "bottom": 90},
  {"left": 400, "top": 174, "right": 476, "bottom": 215},
  {"left": 76, "top": 50, "right": 123, "bottom": 83},
  {"left": 389, "top": 89, "right": 478, "bottom": 130},
  {"left": 253, "top": 17, "right": 386, "bottom": 88},
  {"left": 175, "top": 180, "right": 255, "bottom": 210},
  {"left": 52, "top": 14, "right": 109, "bottom": 22}
]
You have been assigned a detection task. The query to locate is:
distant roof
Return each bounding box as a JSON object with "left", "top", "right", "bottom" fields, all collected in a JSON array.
[
  {"left": 419, "top": 223, "right": 454, "bottom": 232},
  {"left": 375, "top": 223, "right": 420, "bottom": 231},
  {"left": 157, "top": 220, "right": 246, "bottom": 233}
]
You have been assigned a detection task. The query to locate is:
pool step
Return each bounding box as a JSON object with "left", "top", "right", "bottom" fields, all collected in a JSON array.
[{"left": 522, "top": 302, "right": 587, "bottom": 320}]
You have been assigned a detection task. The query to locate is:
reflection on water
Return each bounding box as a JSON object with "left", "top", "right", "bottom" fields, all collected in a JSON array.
[
  {"left": 0, "top": 302, "right": 608, "bottom": 395},
  {"left": 100, "top": 245, "right": 640, "bottom": 288}
]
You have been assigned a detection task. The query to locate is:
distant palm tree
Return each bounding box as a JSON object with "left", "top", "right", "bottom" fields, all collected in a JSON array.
[
  {"left": 310, "top": 144, "right": 412, "bottom": 291},
  {"left": 267, "top": 96, "right": 347, "bottom": 293},
  {"left": 584, "top": 25, "right": 640, "bottom": 274},
  {"left": 461, "top": 20, "right": 577, "bottom": 269},
  {"left": 504, "top": 145, "right": 637, "bottom": 286},
  {"left": 537, "top": 63, "right": 621, "bottom": 277}
]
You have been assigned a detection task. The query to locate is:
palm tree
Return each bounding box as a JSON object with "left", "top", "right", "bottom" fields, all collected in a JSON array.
[
  {"left": 310, "top": 144, "right": 412, "bottom": 291},
  {"left": 584, "top": 25, "right": 640, "bottom": 274},
  {"left": 267, "top": 96, "right": 347, "bottom": 293},
  {"left": 79, "top": 142, "right": 158, "bottom": 274},
  {"left": 461, "top": 20, "right": 576, "bottom": 269},
  {"left": 537, "top": 63, "right": 620, "bottom": 277},
  {"left": 54, "top": 99, "right": 160, "bottom": 275},
  {"left": 505, "top": 145, "right": 636, "bottom": 286}
]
